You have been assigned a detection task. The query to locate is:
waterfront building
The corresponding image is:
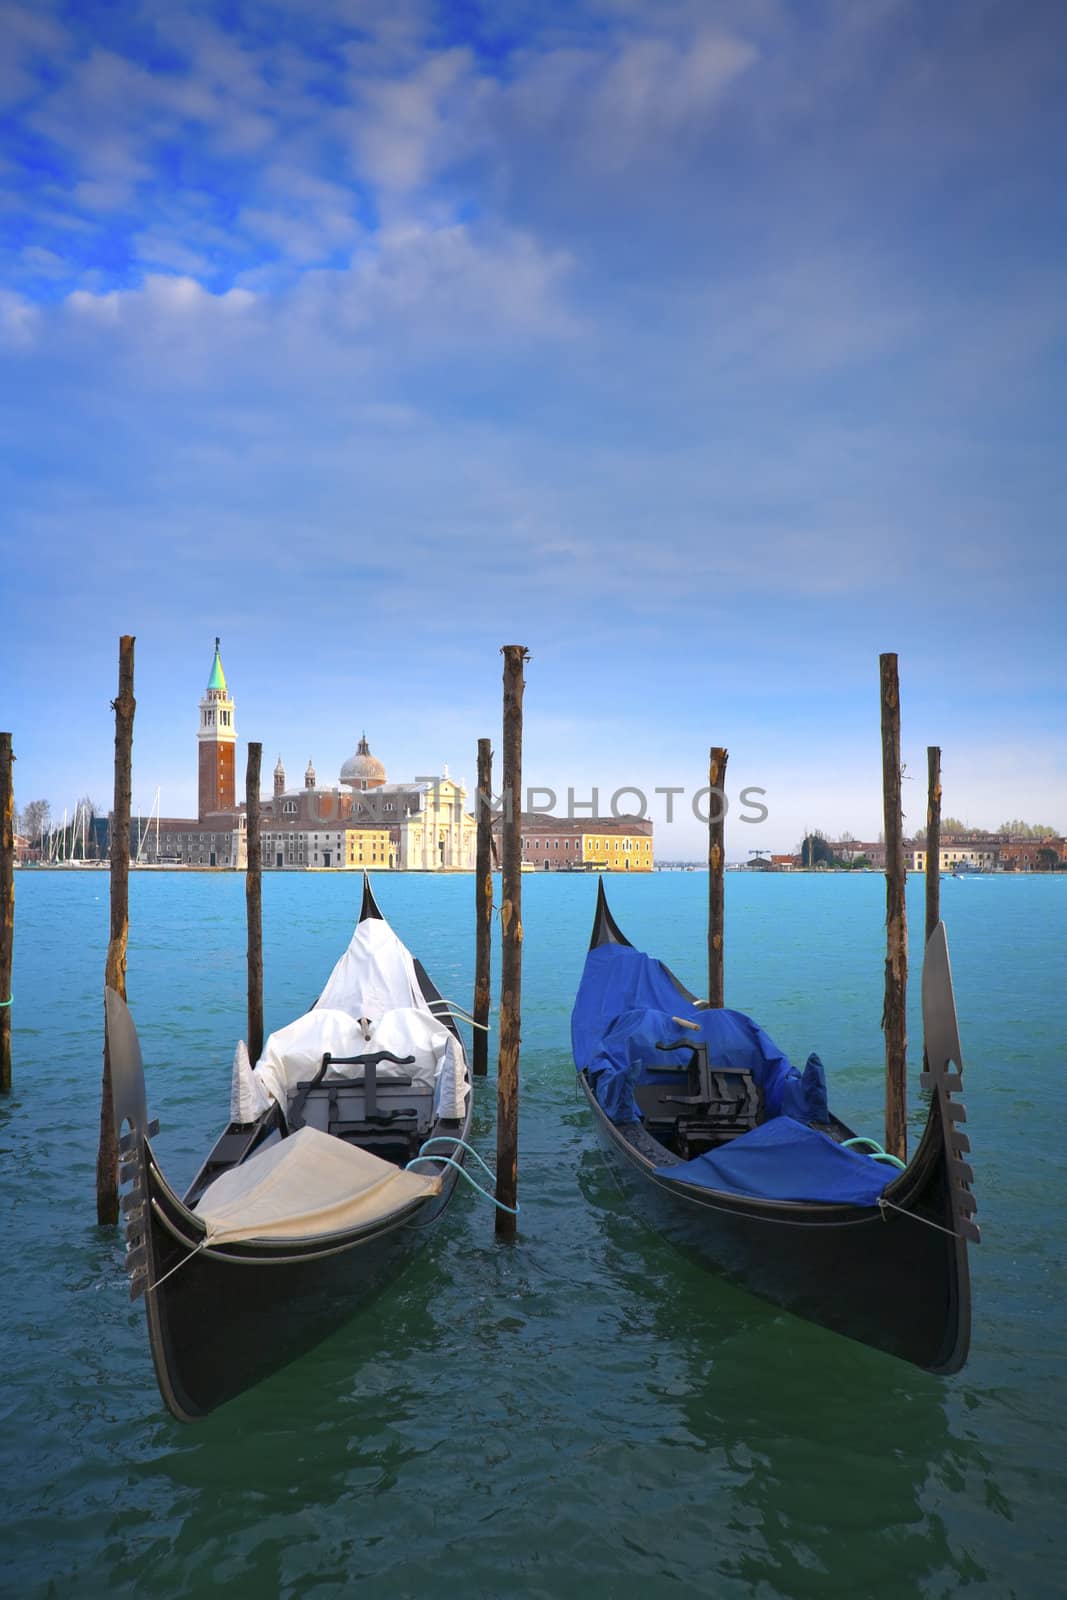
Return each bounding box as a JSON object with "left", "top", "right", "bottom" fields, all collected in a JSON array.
[
  {"left": 819, "top": 832, "right": 1067, "bottom": 873},
  {"left": 911, "top": 841, "right": 1000, "bottom": 872},
  {"left": 496, "top": 814, "right": 654, "bottom": 871},
  {"left": 267, "top": 736, "right": 477, "bottom": 870},
  {"left": 991, "top": 838, "right": 1065, "bottom": 872},
  {"left": 133, "top": 814, "right": 246, "bottom": 868},
  {"left": 259, "top": 818, "right": 393, "bottom": 871}
]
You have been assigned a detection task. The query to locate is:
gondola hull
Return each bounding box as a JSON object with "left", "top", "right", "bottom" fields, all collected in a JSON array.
[
  {"left": 133, "top": 1119, "right": 469, "bottom": 1422},
  {"left": 582, "top": 1075, "right": 968, "bottom": 1372}
]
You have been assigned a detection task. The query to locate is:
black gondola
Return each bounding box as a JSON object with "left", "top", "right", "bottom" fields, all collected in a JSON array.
[
  {"left": 572, "top": 882, "right": 978, "bottom": 1374},
  {"left": 107, "top": 877, "right": 474, "bottom": 1421}
]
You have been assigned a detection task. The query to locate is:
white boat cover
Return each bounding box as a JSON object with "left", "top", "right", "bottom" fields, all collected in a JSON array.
[
  {"left": 230, "top": 1039, "right": 273, "bottom": 1124},
  {"left": 253, "top": 1007, "right": 384, "bottom": 1110},
  {"left": 314, "top": 915, "right": 426, "bottom": 1020},
  {"left": 193, "top": 1125, "right": 441, "bottom": 1244},
  {"left": 249, "top": 914, "right": 469, "bottom": 1120}
]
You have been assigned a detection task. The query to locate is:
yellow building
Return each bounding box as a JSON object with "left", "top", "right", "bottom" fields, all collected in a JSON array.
[
  {"left": 911, "top": 844, "right": 999, "bottom": 872},
  {"left": 344, "top": 824, "right": 393, "bottom": 869},
  {"left": 581, "top": 831, "right": 654, "bottom": 871}
]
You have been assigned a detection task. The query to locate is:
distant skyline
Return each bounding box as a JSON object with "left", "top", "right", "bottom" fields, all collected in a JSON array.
[{"left": 2, "top": 1, "right": 1064, "bottom": 856}]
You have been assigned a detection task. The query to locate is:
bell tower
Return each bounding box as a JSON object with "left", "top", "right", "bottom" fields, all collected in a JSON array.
[{"left": 197, "top": 638, "right": 237, "bottom": 819}]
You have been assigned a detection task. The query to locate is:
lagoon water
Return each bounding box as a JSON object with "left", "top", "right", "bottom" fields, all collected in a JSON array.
[{"left": 1, "top": 869, "right": 1064, "bottom": 1599}]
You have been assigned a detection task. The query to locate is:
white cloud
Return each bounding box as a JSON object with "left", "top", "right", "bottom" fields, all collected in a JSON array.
[
  {"left": 0, "top": 289, "right": 37, "bottom": 344},
  {"left": 340, "top": 46, "right": 481, "bottom": 192},
  {"left": 495, "top": 25, "right": 757, "bottom": 172}
]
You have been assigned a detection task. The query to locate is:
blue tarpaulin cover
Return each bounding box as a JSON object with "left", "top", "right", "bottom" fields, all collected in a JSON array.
[
  {"left": 654, "top": 1117, "right": 893, "bottom": 1206},
  {"left": 572, "top": 943, "right": 813, "bottom": 1126}
]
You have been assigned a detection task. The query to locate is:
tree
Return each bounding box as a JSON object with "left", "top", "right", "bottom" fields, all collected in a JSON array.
[
  {"left": 1038, "top": 847, "right": 1060, "bottom": 871},
  {"left": 941, "top": 817, "right": 970, "bottom": 836},
  {"left": 1000, "top": 820, "right": 1061, "bottom": 839},
  {"left": 800, "top": 832, "right": 834, "bottom": 868},
  {"left": 21, "top": 799, "right": 50, "bottom": 845}
]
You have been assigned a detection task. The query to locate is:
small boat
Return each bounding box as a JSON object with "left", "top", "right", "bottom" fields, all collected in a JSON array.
[
  {"left": 572, "top": 882, "right": 978, "bottom": 1374},
  {"left": 108, "top": 877, "right": 474, "bottom": 1421}
]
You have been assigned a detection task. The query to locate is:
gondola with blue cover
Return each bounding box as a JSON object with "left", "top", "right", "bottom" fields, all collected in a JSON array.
[{"left": 572, "top": 882, "right": 978, "bottom": 1373}]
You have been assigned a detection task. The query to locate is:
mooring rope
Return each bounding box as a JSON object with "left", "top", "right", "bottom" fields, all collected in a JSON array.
[
  {"left": 147, "top": 1237, "right": 208, "bottom": 1293},
  {"left": 0, "top": 996, "right": 12, "bottom": 1007},
  {"left": 412, "top": 1135, "right": 499, "bottom": 1184},
  {"left": 877, "top": 1197, "right": 962, "bottom": 1238},
  {"left": 841, "top": 1135, "right": 907, "bottom": 1170},
  {"left": 425, "top": 998, "right": 490, "bottom": 1032},
  {"left": 406, "top": 1135, "right": 519, "bottom": 1215}
]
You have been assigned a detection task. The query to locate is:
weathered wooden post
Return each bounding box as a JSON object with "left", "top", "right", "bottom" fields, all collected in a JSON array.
[
  {"left": 473, "top": 737, "right": 493, "bottom": 1077},
  {"left": 98, "top": 635, "right": 135, "bottom": 1224},
  {"left": 880, "top": 653, "right": 907, "bottom": 1164},
  {"left": 708, "top": 746, "right": 728, "bottom": 1007},
  {"left": 0, "top": 732, "right": 13, "bottom": 1094},
  {"left": 496, "top": 646, "right": 527, "bottom": 1237},
  {"left": 246, "top": 742, "right": 263, "bottom": 1067},
  {"left": 925, "top": 746, "right": 941, "bottom": 946}
]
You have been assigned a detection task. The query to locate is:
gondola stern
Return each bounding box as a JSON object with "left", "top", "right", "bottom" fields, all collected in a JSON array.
[
  {"left": 920, "top": 921, "right": 980, "bottom": 1248},
  {"left": 105, "top": 985, "right": 150, "bottom": 1148},
  {"left": 105, "top": 987, "right": 165, "bottom": 1306}
]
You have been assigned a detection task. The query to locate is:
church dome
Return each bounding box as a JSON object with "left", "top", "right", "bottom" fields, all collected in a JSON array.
[{"left": 340, "top": 734, "right": 386, "bottom": 790}]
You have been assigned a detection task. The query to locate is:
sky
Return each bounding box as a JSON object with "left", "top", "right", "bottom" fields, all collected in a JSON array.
[{"left": 1, "top": 0, "right": 1064, "bottom": 858}]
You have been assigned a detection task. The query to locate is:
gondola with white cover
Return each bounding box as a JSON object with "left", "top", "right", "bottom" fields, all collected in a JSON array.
[{"left": 108, "top": 878, "right": 473, "bottom": 1421}]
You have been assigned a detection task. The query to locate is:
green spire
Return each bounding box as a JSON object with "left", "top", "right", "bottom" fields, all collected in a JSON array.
[{"left": 207, "top": 637, "right": 227, "bottom": 692}]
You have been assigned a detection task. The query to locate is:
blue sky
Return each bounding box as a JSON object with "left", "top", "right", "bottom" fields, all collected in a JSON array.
[{"left": 2, "top": 0, "right": 1064, "bottom": 856}]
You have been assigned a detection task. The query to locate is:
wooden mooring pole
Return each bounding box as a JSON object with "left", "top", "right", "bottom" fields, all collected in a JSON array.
[
  {"left": 926, "top": 746, "right": 941, "bottom": 946},
  {"left": 473, "top": 737, "right": 493, "bottom": 1078},
  {"left": 98, "top": 635, "right": 135, "bottom": 1224},
  {"left": 496, "top": 646, "right": 528, "bottom": 1238},
  {"left": 0, "top": 732, "right": 13, "bottom": 1094},
  {"left": 708, "top": 746, "right": 728, "bottom": 1007},
  {"left": 246, "top": 742, "right": 263, "bottom": 1067},
  {"left": 880, "top": 653, "right": 907, "bottom": 1164}
]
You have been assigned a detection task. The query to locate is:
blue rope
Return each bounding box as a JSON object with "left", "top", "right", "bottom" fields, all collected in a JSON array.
[
  {"left": 842, "top": 1135, "right": 907, "bottom": 1171},
  {"left": 413, "top": 1135, "right": 499, "bottom": 1185},
  {"left": 0, "top": 996, "right": 11, "bottom": 1007},
  {"left": 405, "top": 1152, "right": 520, "bottom": 1215}
]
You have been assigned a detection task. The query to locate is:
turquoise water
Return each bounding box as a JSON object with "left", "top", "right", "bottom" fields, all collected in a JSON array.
[{"left": 1, "top": 870, "right": 1064, "bottom": 1599}]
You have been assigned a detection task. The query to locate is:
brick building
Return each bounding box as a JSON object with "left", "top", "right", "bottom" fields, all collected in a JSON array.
[{"left": 494, "top": 814, "right": 654, "bottom": 871}]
